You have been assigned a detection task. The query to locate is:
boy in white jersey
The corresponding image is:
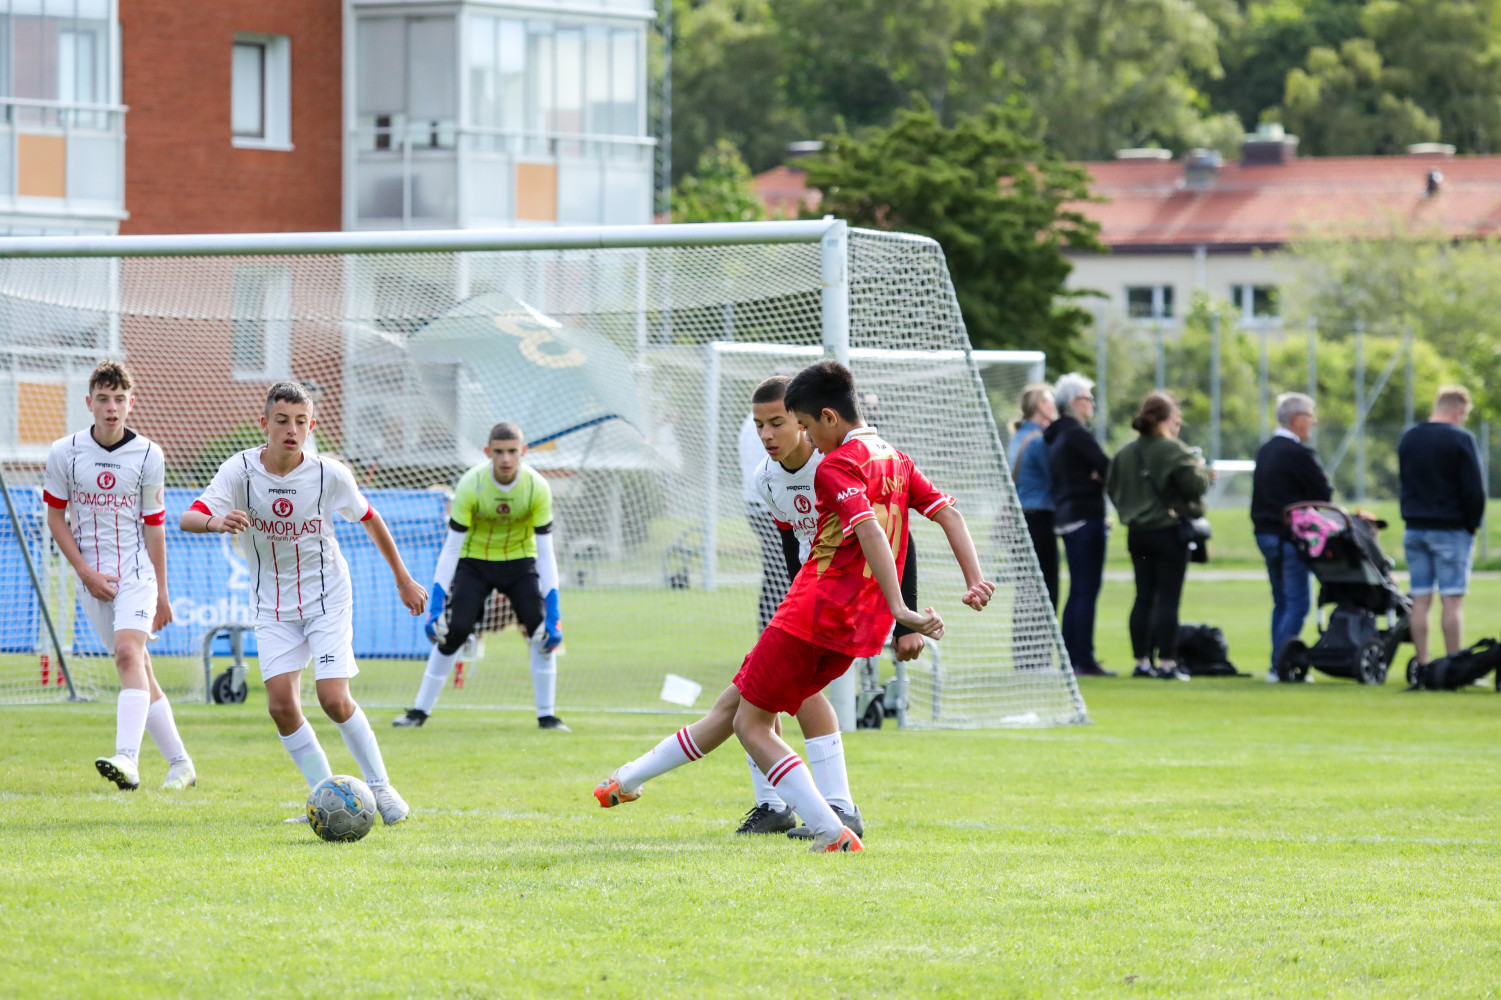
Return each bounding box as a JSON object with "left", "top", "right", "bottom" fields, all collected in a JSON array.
[
  {"left": 393, "top": 420, "right": 566, "bottom": 730},
  {"left": 44, "top": 360, "right": 195, "bottom": 792},
  {"left": 732, "top": 376, "right": 925, "bottom": 836},
  {"left": 181, "top": 382, "right": 427, "bottom": 825}
]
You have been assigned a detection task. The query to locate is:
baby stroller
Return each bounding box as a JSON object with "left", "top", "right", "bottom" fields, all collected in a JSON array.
[{"left": 1275, "top": 502, "right": 1411, "bottom": 685}]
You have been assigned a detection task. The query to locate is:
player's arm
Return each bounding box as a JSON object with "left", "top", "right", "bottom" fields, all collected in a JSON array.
[
  {"left": 46, "top": 506, "right": 117, "bottom": 600},
  {"left": 425, "top": 517, "right": 467, "bottom": 642},
  {"left": 852, "top": 519, "right": 943, "bottom": 640},
  {"left": 360, "top": 508, "right": 427, "bottom": 615},
  {"left": 180, "top": 463, "right": 248, "bottom": 534},
  {"left": 892, "top": 536, "right": 925, "bottom": 660},
  {"left": 144, "top": 520, "right": 173, "bottom": 632},
  {"left": 930, "top": 505, "right": 993, "bottom": 612},
  {"left": 535, "top": 523, "right": 563, "bottom": 653}
]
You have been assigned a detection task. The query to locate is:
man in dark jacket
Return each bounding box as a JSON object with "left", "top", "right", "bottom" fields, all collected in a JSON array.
[
  {"left": 1045, "top": 373, "right": 1114, "bottom": 676},
  {"left": 1251, "top": 392, "right": 1333, "bottom": 681},
  {"left": 1398, "top": 386, "right": 1486, "bottom": 669}
]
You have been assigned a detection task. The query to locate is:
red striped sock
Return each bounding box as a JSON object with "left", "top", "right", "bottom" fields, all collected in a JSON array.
[
  {"left": 766, "top": 752, "right": 842, "bottom": 840},
  {"left": 617, "top": 726, "right": 707, "bottom": 790}
]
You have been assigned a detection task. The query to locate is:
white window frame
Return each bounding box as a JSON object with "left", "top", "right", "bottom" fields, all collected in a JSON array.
[
  {"left": 232, "top": 33, "right": 293, "bottom": 151},
  {"left": 1125, "top": 284, "right": 1174, "bottom": 321},
  {"left": 230, "top": 267, "right": 292, "bottom": 382},
  {"left": 1233, "top": 283, "right": 1278, "bottom": 322}
]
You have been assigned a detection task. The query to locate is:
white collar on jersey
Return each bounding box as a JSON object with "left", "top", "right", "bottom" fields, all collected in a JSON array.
[
  {"left": 842, "top": 425, "right": 879, "bottom": 445},
  {"left": 492, "top": 469, "right": 521, "bottom": 493}
]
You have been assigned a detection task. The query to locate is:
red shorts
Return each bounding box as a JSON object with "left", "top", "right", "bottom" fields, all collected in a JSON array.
[{"left": 732, "top": 625, "right": 855, "bottom": 715}]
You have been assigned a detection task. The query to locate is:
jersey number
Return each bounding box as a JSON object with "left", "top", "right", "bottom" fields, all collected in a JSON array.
[{"left": 494, "top": 314, "right": 587, "bottom": 370}]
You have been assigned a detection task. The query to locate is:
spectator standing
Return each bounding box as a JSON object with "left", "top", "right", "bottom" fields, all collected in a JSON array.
[
  {"left": 1398, "top": 386, "right": 1486, "bottom": 669},
  {"left": 1045, "top": 373, "right": 1113, "bottom": 676},
  {"left": 1106, "top": 392, "right": 1212, "bottom": 681},
  {"left": 1251, "top": 393, "right": 1333, "bottom": 682},
  {"left": 1006, "top": 383, "right": 1060, "bottom": 612}
]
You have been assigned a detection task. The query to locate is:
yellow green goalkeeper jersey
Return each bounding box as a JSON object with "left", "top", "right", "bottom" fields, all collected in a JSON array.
[{"left": 450, "top": 462, "right": 554, "bottom": 561}]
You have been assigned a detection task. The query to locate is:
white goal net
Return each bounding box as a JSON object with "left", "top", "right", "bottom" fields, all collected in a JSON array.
[{"left": 0, "top": 221, "right": 1085, "bottom": 728}]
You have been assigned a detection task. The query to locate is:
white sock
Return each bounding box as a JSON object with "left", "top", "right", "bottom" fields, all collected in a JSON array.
[
  {"left": 278, "top": 721, "right": 333, "bottom": 789},
  {"left": 766, "top": 753, "right": 843, "bottom": 839},
  {"left": 415, "top": 647, "right": 458, "bottom": 714},
  {"left": 333, "top": 707, "right": 389, "bottom": 789},
  {"left": 529, "top": 638, "right": 557, "bottom": 718},
  {"left": 804, "top": 732, "right": 855, "bottom": 813},
  {"left": 115, "top": 688, "right": 149, "bottom": 763},
  {"left": 747, "top": 752, "right": 787, "bottom": 810},
  {"left": 616, "top": 727, "right": 704, "bottom": 791},
  {"left": 144, "top": 696, "right": 190, "bottom": 764}
]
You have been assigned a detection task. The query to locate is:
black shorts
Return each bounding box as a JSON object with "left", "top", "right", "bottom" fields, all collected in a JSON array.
[{"left": 440, "top": 557, "right": 544, "bottom": 654}]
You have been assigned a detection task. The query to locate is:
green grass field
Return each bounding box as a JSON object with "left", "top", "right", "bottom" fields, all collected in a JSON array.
[{"left": 4, "top": 575, "right": 1501, "bottom": 998}]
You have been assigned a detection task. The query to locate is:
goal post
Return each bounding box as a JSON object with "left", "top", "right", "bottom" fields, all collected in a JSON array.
[{"left": 0, "top": 220, "right": 1087, "bottom": 728}]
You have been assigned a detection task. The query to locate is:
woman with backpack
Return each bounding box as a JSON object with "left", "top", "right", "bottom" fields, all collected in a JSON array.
[
  {"left": 1006, "top": 383, "right": 1060, "bottom": 613},
  {"left": 1106, "top": 392, "right": 1213, "bottom": 682}
]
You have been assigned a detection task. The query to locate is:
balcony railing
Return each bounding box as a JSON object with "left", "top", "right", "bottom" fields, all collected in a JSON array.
[{"left": 0, "top": 96, "right": 127, "bottom": 219}]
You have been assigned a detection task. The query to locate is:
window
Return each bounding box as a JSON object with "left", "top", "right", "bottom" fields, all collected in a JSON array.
[
  {"left": 231, "top": 269, "right": 291, "bottom": 381},
  {"left": 1126, "top": 285, "right": 1174, "bottom": 320},
  {"left": 1234, "top": 284, "right": 1278, "bottom": 319},
  {"left": 356, "top": 16, "right": 456, "bottom": 152},
  {"left": 232, "top": 34, "right": 291, "bottom": 150}
]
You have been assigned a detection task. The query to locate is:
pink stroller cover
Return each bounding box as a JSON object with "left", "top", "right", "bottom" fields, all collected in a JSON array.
[{"left": 1288, "top": 506, "right": 1343, "bottom": 558}]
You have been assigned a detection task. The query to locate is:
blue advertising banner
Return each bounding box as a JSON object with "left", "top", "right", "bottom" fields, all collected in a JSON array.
[
  {"left": 0, "top": 487, "right": 45, "bottom": 654},
  {"left": 59, "top": 488, "right": 447, "bottom": 660}
]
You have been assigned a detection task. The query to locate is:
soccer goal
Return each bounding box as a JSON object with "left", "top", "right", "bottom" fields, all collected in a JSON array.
[{"left": 0, "top": 221, "right": 1086, "bottom": 728}]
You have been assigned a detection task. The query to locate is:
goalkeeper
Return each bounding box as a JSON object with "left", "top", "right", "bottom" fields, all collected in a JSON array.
[{"left": 394, "top": 421, "right": 567, "bottom": 731}]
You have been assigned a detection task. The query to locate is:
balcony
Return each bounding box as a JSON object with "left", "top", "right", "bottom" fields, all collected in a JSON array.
[{"left": 0, "top": 96, "right": 126, "bottom": 233}]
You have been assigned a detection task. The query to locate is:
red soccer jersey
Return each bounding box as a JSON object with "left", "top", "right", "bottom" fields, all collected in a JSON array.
[{"left": 768, "top": 426, "right": 955, "bottom": 656}]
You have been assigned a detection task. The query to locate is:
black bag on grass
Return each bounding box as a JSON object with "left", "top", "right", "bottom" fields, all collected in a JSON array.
[
  {"left": 1410, "top": 638, "right": 1501, "bottom": 691},
  {"left": 1175, "top": 624, "right": 1244, "bottom": 677}
]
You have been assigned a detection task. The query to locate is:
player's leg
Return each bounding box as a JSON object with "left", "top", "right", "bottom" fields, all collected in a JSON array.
[
  {"left": 734, "top": 698, "right": 860, "bottom": 853},
  {"left": 310, "top": 610, "right": 407, "bottom": 824},
  {"left": 783, "top": 691, "right": 863, "bottom": 839},
  {"left": 398, "top": 560, "right": 490, "bottom": 726},
  {"left": 141, "top": 650, "right": 195, "bottom": 789},
  {"left": 260, "top": 622, "right": 333, "bottom": 790},
  {"left": 736, "top": 712, "right": 794, "bottom": 834},
  {"left": 594, "top": 684, "right": 740, "bottom": 806},
  {"left": 91, "top": 597, "right": 148, "bottom": 790},
  {"left": 502, "top": 567, "right": 564, "bottom": 730}
]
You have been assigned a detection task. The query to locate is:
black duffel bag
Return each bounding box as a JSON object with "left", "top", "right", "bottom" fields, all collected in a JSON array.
[
  {"left": 1176, "top": 624, "right": 1245, "bottom": 677},
  {"left": 1408, "top": 638, "right": 1501, "bottom": 691}
]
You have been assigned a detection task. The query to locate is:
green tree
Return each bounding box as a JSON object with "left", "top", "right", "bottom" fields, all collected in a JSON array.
[
  {"left": 801, "top": 100, "right": 1104, "bottom": 366},
  {"left": 670, "top": 140, "right": 768, "bottom": 222},
  {"left": 1274, "top": 38, "right": 1442, "bottom": 154},
  {"left": 1364, "top": 0, "right": 1501, "bottom": 153}
]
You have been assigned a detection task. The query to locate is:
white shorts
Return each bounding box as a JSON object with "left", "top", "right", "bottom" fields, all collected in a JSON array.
[
  {"left": 78, "top": 574, "right": 158, "bottom": 655},
  {"left": 255, "top": 608, "right": 360, "bottom": 682}
]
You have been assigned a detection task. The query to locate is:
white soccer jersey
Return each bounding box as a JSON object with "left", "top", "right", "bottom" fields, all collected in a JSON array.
[
  {"left": 43, "top": 429, "right": 166, "bottom": 583},
  {"left": 753, "top": 449, "right": 822, "bottom": 563},
  {"left": 191, "top": 448, "right": 372, "bottom": 623}
]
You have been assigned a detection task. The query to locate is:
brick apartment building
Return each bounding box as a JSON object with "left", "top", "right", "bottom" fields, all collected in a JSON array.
[{"left": 2, "top": 0, "right": 656, "bottom": 468}]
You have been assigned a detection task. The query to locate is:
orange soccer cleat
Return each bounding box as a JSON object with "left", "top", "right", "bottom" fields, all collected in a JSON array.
[
  {"left": 809, "top": 826, "right": 864, "bottom": 853},
  {"left": 593, "top": 770, "right": 641, "bottom": 808}
]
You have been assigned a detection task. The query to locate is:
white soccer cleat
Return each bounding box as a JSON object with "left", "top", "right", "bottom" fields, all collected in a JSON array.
[
  {"left": 375, "top": 784, "right": 410, "bottom": 825},
  {"left": 95, "top": 754, "right": 140, "bottom": 791},
  {"left": 162, "top": 760, "right": 197, "bottom": 790}
]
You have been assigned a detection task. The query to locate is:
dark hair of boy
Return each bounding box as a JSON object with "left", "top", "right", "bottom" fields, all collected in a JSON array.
[
  {"left": 264, "top": 381, "right": 316, "bottom": 417},
  {"left": 88, "top": 360, "right": 133, "bottom": 394},
  {"left": 489, "top": 420, "right": 523, "bottom": 442},
  {"left": 750, "top": 375, "right": 792, "bottom": 406},
  {"left": 783, "top": 360, "right": 862, "bottom": 423}
]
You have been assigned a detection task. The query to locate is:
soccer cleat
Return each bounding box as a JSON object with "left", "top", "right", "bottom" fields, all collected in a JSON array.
[
  {"left": 374, "top": 785, "right": 410, "bottom": 825},
  {"left": 735, "top": 803, "right": 797, "bottom": 835},
  {"left": 392, "top": 709, "right": 428, "bottom": 728},
  {"left": 1132, "top": 664, "right": 1161, "bottom": 679},
  {"left": 537, "top": 715, "right": 571, "bottom": 732},
  {"left": 161, "top": 760, "right": 197, "bottom": 790},
  {"left": 1164, "top": 664, "right": 1192, "bottom": 682},
  {"left": 787, "top": 803, "right": 864, "bottom": 840},
  {"left": 593, "top": 769, "right": 641, "bottom": 808},
  {"left": 808, "top": 826, "right": 865, "bottom": 853},
  {"left": 95, "top": 754, "right": 140, "bottom": 791}
]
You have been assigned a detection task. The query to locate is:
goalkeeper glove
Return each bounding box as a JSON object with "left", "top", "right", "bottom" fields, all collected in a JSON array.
[
  {"left": 541, "top": 589, "right": 563, "bottom": 653},
  {"left": 424, "top": 583, "right": 447, "bottom": 643}
]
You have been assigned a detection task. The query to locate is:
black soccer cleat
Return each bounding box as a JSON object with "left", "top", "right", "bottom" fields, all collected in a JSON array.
[
  {"left": 392, "top": 709, "right": 428, "bottom": 728},
  {"left": 787, "top": 803, "right": 863, "bottom": 840},
  {"left": 735, "top": 802, "right": 797, "bottom": 835},
  {"left": 537, "top": 714, "right": 571, "bottom": 732}
]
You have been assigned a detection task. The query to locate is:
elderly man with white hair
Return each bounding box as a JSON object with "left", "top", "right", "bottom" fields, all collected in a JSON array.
[
  {"left": 1044, "top": 372, "right": 1114, "bottom": 676},
  {"left": 1251, "top": 392, "right": 1332, "bottom": 681}
]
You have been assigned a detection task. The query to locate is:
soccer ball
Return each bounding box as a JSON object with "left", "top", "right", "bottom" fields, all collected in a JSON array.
[{"left": 306, "top": 775, "right": 376, "bottom": 842}]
